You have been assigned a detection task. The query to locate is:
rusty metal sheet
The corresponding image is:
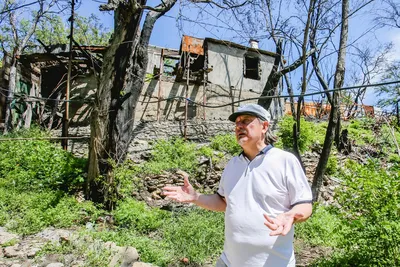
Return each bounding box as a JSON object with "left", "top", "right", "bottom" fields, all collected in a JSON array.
[{"left": 181, "top": 35, "right": 204, "bottom": 55}]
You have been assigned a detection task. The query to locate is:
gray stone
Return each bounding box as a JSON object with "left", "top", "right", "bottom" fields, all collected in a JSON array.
[
  {"left": 85, "top": 222, "right": 94, "bottom": 231},
  {"left": 110, "top": 246, "right": 139, "bottom": 267},
  {"left": 35, "top": 229, "right": 71, "bottom": 244},
  {"left": 121, "top": 247, "right": 139, "bottom": 267},
  {"left": 46, "top": 263, "right": 64, "bottom": 267},
  {"left": 131, "top": 263, "right": 156, "bottom": 267},
  {"left": 4, "top": 245, "right": 24, "bottom": 258},
  {"left": 104, "top": 241, "right": 119, "bottom": 251},
  {"left": 0, "top": 231, "right": 19, "bottom": 246}
]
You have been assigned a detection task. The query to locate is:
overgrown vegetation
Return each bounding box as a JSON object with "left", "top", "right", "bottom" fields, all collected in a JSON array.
[
  {"left": 1, "top": 122, "right": 399, "bottom": 266},
  {"left": 296, "top": 159, "right": 400, "bottom": 266},
  {"left": 134, "top": 136, "right": 231, "bottom": 176},
  {"left": 276, "top": 115, "right": 327, "bottom": 153},
  {"left": 0, "top": 128, "right": 86, "bottom": 191}
]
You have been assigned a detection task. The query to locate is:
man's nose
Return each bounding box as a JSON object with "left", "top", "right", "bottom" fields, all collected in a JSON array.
[{"left": 235, "top": 122, "right": 245, "bottom": 129}]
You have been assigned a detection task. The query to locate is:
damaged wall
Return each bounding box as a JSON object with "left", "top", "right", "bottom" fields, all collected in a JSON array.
[{"left": 206, "top": 41, "right": 275, "bottom": 94}]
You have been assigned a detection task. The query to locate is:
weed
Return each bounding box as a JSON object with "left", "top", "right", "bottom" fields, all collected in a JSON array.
[
  {"left": 276, "top": 116, "right": 326, "bottom": 153},
  {"left": 210, "top": 133, "right": 241, "bottom": 155}
]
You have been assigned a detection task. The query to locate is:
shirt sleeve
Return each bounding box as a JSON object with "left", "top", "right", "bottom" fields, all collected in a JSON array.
[
  {"left": 285, "top": 153, "right": 313, "bottom": 206},
  {"left": 217, "top": 170, "right": 226, "bottom": 197},
  {"left": 217, "top": 158, "right": 235, "bottom": 198}
]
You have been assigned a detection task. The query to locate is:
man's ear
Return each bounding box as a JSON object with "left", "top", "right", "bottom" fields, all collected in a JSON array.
[{"left": 262, "top": 121, "right": 269, "bottom": 132}]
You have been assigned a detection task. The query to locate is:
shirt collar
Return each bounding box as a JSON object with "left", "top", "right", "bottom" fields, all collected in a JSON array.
[{"left": 239, "top": 144, "right": 274, "bottom": 159}]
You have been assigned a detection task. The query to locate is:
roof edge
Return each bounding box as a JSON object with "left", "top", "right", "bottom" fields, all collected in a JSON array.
[{"left": 204, "top": 37, "right": 277, "bottom": 57}]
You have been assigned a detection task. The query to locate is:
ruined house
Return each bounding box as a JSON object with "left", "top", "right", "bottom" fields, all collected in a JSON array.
[
  {"left": 0, "top": 36, "right": 280, "bottom": 148},
  {"left": 0, "top": 44, "right": 104, "bottom": 130}
]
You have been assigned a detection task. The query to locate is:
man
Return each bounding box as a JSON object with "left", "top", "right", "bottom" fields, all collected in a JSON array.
[{"left": 163, "top": 104, "right": 312, "bottom": 267}]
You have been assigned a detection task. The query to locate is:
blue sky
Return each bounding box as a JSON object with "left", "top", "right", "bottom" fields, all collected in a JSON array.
[
  {"left": 78, "top": 0, "right": 400, "bottom": 106},
  {"left": 78, "top": 0, "right": 262, "bottom": 50}
]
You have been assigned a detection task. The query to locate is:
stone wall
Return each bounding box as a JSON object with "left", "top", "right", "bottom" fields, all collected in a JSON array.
[{"left": 55, "top": 119, "right": 236, "bottom": 159}]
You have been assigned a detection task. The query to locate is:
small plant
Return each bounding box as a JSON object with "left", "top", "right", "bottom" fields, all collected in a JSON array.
[
  {"left": 113, "top": 198, "right": 170, "bottom": 233},
  {"left": 277, "top": 116, "right": 326, "bottom": 153},
  {"left": 1, "top": 238, "right": 18, "bottom": 247},
  {"left": 210, "top": 133, "right": 241, "bottom": 155},
  {"left": 144, "top": 138, "right": 198, "bottom": 174},
  {"left": 325, "top": 155, "right": 338, "bottom": 175}
]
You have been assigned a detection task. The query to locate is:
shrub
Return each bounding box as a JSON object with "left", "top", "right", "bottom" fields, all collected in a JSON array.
[
  {"left": 90, "top": 230, "right": 172, "bottom": 266},
  {"left": 345, "top": 119, "right": 376, "bottom": 146},
  {"left": 0, "top": 128, "right": 86, "bottom": 191},
  {"left": 328, "top": 160, "right": 400, "bottom": 266},
  {"left": 162, "top": 207, "right": 225, "bottom": 264},
  {"left": 104, "top": 160, "right": 142, "bottom": 204},
  {"left": 379, "top": 125, "right": 400, "bottom": 155},
  {"left": 113, "top": 198, "right": 170, "bottom": 233},
  {"left": 98, "top": 205, "right": 225, "bottom": 266},
  {"left": 144, "top": 138, "right": 198, "bottom": 174},
  {"left": 210, "top": 133, "right": 241, "bottom": 155},
  {"left": 276, "top": 116, "right": 326, "bottom": 153},
  {"left": 198, "top": 145, "right": 224, "bottom": 164},
  {"left": 295, "top": 204, "right": 347, "bottom": 248}
]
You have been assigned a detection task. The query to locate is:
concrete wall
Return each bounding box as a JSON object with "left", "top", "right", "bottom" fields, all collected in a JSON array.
[
  {"left": 69, "top": 74, "right": 97, "bottom": 126},
  {"left": 60, "top": 44, "right": 278, "bottom": 125},
  {"left": 206, "top": 42, "right": 275, "bottom": 94},
  {"left": 135, "top": 78, "right": 262, "bottom": 122},
  {"left": 67, "top": 75, "right": 263, "bottom": 126},
  {"left": 146, "top": 46, "right": 162, "bottom": 74}
]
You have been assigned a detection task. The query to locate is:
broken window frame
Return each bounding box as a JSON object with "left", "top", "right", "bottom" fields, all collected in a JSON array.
[{"left": 243, "top": 54, "right": 261, "bottom": 80}]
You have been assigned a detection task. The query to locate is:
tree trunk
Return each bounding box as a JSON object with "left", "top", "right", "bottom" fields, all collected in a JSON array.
[
  {"left": 87, "top": 0, "right": 177, "bottom": 208},
  {"left": 312, "top": 0, "right": 349, "bottom": 201},
  {"left": 258, "top": 40, "right": 283, "bottom": 111},
  {"left": 284, "top": 73, "right": 296, "bottom": 119},
  {"left": 3, "top": 57, "right": 17, "bottom": 134},
  {"left": 311, "top": 96, "right": 338, "bottom": 200},
  {"left": 258, "top": 46, "right": 315, "bottom": 115}
]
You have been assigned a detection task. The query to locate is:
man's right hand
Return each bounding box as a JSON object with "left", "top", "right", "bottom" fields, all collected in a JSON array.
[{"left": 162, "top": 174, "right": 199, "bottom": 203}]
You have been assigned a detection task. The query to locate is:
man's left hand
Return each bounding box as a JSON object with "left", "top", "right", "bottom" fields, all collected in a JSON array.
[{"left": 263, "top": 212, "right": 304, "bottom": 236}]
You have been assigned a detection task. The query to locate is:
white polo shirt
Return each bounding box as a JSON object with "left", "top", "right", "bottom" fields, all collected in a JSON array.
[{"left": 217, "top": 146, "right": 312, "bottom": 267}]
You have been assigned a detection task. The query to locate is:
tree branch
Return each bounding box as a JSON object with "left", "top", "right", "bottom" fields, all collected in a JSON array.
[
  {"left": 189, "top": 0, "right": 248, "bottom": 9},
  {"left": 0, "top": 1, "right": 39, "bottom": 15},
  {"left": 281, "top": 48, "right": 315, "bottom": 75}
]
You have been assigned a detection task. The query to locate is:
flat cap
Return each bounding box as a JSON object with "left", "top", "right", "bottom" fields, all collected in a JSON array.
[{"left": 228, "top": 103, "right": 271, "bottom": 122}]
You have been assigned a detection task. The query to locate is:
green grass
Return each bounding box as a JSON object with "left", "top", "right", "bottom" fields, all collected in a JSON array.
[
  {"left": 89, "top": 203, "right": 225, "bottom": 267},
  {"left": 295, "top": 205, "right": 347, "bottom": 248},
  {"left": 0, "top": 187, "right": 99, "bottom": 235}
]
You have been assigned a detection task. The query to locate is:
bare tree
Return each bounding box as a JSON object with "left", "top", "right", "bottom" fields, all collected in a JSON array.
[
  {"left": 375, "top": 0, "right": 400, "bottom": 28},
  {"left": 311, "top": 0, "right": 349, "bottom": 201},
  {"left": 376, "top": 61, "right": 400, "bottom": 126},
  {"left": 345, "top": 44, "right": 391, "bottom": 119}
]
